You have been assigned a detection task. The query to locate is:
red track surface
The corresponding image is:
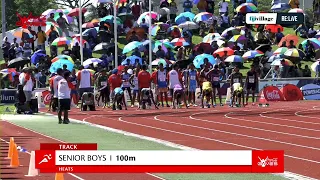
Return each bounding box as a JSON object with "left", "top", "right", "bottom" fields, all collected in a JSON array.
[
  {"left": 1, "top": 101, "right": 320, "bottom": 179},
  {"left": 68, "top": 101, "right": 320, "bottom": 179}
]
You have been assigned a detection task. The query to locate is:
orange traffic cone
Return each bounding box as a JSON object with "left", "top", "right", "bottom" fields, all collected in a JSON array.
[
  {"left": 9, "top": 143, "right": 20, "bottom": 167},
  {"left": 25, "top": 151, "right": 39, "bottom": 176},
  {"left": 55, "top": 173, "right": 64, "bottom": 180},
  {"left": 6, "top": 137, "right": 14, "bottom": 159}
]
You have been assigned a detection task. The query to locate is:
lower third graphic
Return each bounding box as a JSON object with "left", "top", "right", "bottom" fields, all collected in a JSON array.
[{"left": 258, "top": 156, "right": 278, "bottom": 167}]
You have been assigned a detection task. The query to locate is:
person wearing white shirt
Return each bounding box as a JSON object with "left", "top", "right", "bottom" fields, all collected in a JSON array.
[
  {"left": 167, "top": 64, "right": 183, "bottom": 107},
  {"left": 218, "top": 0, "right": 228, "bottom": 15},
  {"left": 77, "top": 65, "right": 93, "bottom": 98},
  {"left": 51, "top": 68, "right": 64, "bottom": 112},
  {"left": 57, "top": 71, "right": 72, "bottom": 124}
]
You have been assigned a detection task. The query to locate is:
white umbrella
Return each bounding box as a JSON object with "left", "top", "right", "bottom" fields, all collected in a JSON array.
[
  {"left": 159, "top": 7, "right": 170, "bottom": 15},
  {"left": 42, "top": 9, "right": 56, "bottom": 17},
  {"left": 178, "top": 21, "right": 199, "bottom": 30},
  {"left": 311, "top": 61, "right": 320, "bottom": 72},
  {"left": 268, "top": 54, "right": 282, "bottom": 63},
  {"left": 83, "top": 58, "right": 103, "bottom": 68},
  {"left": 270, "top": 59, "right": 283, "bottom": 66}
]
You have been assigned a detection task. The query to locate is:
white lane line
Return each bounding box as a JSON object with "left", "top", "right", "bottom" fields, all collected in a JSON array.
[
  {"left": 183, "top": 112, "right": 320, "bottom": 140},
  {"left": 0, "top": 124, "right": 84, "bottom": 180},
  {"left": 295, "top": 109, "right": 320, "bottom": 120},
  {"left": 152, "top": 114, "right": 320, "bottom": 151}
]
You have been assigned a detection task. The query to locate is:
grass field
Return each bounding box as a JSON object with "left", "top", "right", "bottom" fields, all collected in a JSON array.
[{"left": 1, "top": 113, "right": 286, "bottom": 180}]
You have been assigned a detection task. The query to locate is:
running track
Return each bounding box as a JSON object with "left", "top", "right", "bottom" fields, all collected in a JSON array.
[{"left": 68, "top": 101, "right": 320, "bottom": 179}]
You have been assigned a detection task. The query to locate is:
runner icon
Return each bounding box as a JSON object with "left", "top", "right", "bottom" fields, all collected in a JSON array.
[{"left": 38, "top": 154, "right": 52, "bottom": 164}]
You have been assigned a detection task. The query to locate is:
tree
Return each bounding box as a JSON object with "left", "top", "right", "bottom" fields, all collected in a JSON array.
[{"left": 54, "top": 0, "right": 92, "bottom": 9}]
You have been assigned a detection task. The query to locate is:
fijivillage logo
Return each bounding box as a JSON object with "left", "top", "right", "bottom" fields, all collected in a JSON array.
[{"left": 16, "top": 12, "right": 47, "bottom": 28}]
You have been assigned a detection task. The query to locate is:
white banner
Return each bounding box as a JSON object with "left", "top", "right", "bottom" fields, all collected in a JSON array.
[{"left": 55, "top": 150, "right": 252, "bottom": 166}]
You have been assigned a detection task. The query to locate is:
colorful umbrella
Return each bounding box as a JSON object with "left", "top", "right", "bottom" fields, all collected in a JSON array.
[
  {"left": 301, "top": 38, "right": 320, "bottom": 49},
  {"left": 42, "top": 9, "right": 56, "bottom": 17},
  {"left": 225, "top": 55, "right": 244, "bottom": 63},
  {"left": 271, "top": 3, "right": 291, "bottom": 11},
  {"left": 221, "top": 27, "right": 240, "bottom": 37},
  {"left": 50, "top": 59, "right": 74, "bottom": 73},
  {"left": 13, "top": 28, "right": 32, "bottom": 38},
  {"left": 274, "top": 47, "right": 289, "bottom": 55},
  {"left": 228, "top": 35, "right": 246, "bottom": 43},
  {"left": 177, "top": 21, "right": 199, "bottom": 30},
  {"left": 51, "top": 55, "right": 74, "bottom": 64},
  {"left": 82, "top": 27, "right": 99, "bottom": 37},
  {"left": 45, "top": 24, "right": 62, "bottom": 36},
  {"left": 171, "top": 37, "right": 190, "bottom": 46},
  {"left": 193, "top": 12, "right": 213, "bottom": 23},
  {"left": 289, "top": 8, "right": 304, "bottom": 13},
  {"left": 268, "top": 54, "right": 283, "bottom": 63},
  {"left": 213, "top": 47, "right": 234, "bottom": 57},
  {"left": 123, "top": 41, "right": 142, "bottom": 54},
  {"left": 265, "top": 24, "right": 284, "bottom": 33},
  {"left": 31, "top": 52, "right": 46, "bottom": 65},
  {"left": 271, "top": 59, "right": 294, "bottom": 66},
  {"left": 53, "top": 11, "right": 73, "bottom": 24},
  {"left": 242, "top": 50, "right": 264, "bottom": 59},
  {"left": 83, "top": 58, "right": 103, "bottom": 68},
  {"left": 126, "top": 27, "right": 146, "bottom": 41},
  {"left": 311, "top": 61, "right": 320, "bottom": 72},
  {"left": 175, "top": 12, "right": 196, "bottom": 24},
  {"left": 100, "top": 15, "right": 122, "bottom": 24},
  {"left": 151, "top": 23, "right": 170, "bottom": 36},
  {"left": 159, "top": 7, "right": 170, "bottom": 15},
  {"left": 284, "top": 48, "right": 305, "bottom": 58},
  {"left": 67, "top": 8, "right": 87, "bottom": 17},
  {"left": 71, "top": 37, "right": 88, "bottom": 47},
  {"left": 137, "top": 12, "right": 158, "bottom": 25},
  {"left": 51, "top": 37, "right": 72, "bottom": 46},
  {"left": 82, "top": 22, "right": 99, "bottom": 29},
  {"left": 121, "top": 55, "right": 143, "bottom": 65},
  {"left": 236, "top": 3, "right": 258, "bottom": 13},
  {"left": 193, "top": 54, "right": 216, "bottom": 68},
  {"left": 91, "top": 19, "right": 100, "bottom": 24},
  {"left": 278, "top": 34, "right": 299, "bottom": 47},
  {"left": 203, "top": 33, "right": 221, "bottom": 43},
  {"left": 93, "top": 43, "right": 115, "bottom": 54},
  {"left": 152, "top": 58, "right": 174, "bottom": 66}
]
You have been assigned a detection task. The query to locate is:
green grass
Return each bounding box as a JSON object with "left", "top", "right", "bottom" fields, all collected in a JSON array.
[
  {"left": 1, "top": 114, "right": 285, "bottom": 180},
  {"left": 0, "top": 104, "right": 15, "bottom": 114}
]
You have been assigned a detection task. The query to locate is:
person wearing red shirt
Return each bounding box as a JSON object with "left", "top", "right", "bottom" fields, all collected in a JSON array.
[
  {"left": 138, "top": 65, "right": 151, "bottom": 89},
  {"left": 108, "top": 69, "right": 122, "bottom": 101},
  {"left": 131, "top": 1, "right": 141, "bottom": 20}
]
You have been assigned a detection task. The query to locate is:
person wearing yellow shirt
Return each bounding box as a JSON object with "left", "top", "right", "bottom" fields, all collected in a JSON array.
[
  {"left": 201, "top": 80, "right": 213, "bottom": 108},
  {"left": 289, "top": 0, "right": 299, "bottom": 8},
  {"left": 197, "top": 0, "right": 207, "bottom": 12},
  {"left": 36, "top": 26, "right": 47, "bottom": 51}
]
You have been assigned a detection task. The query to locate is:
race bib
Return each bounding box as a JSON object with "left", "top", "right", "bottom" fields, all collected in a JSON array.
[
  {"left": 248, "top": 77, "right": 255, "bottom": 83},
  {"left": 190, "top": 76, "right": 196, "bottom": 80},
  {"left": 123, "top": 81, "right": 130, "bottom": 86},
  {"left": 213, "top": 77, "right": 219, "bottom": 82},
  {"left": 233, "top": 78, "right": 239, "bottom": 83},
  {"left": 71, "top": 81, "right": 77, "bottom": 85},
  {"left": 159, "top": 77, "right": 166, "bottom": 82},
  {"left": 101, "top": 82, "right": 107, "bottom": 86}
]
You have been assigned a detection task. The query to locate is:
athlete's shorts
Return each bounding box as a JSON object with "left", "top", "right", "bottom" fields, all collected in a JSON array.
[
  {"left": 70, "top": 90, "right": 78, "bottom": 96},
  {"left": 212, "top": 82, "right": 220, "bottom": 88},
  {"left": 158, "top": 87, "right": 168, "bottom": 93},
  {"left": 246, "top": 83, "right": 256, "bottom": 91},
  {"left": 132, "top": 89, "right": 139, "bottom": 94},
  {"left": 188, "top": 84, "right": 197, "bottom": 92},
  {"left": 122, "top": 87, "right": 131, "bottom": 92}
]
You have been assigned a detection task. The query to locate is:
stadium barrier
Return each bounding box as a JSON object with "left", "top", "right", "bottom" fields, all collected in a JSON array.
[{"left": 0, "top": 78, "right": 319, "bottom": 104}]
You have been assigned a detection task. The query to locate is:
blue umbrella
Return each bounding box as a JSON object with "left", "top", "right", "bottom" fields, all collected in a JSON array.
[
  {"left": 82, "top": 27, "right": 99, "bottom": 37},
  {"left": 271, "top": 3, "right": 290, "bottom": 11},
  {"left": 123, "top": 41, "right": 142, "bottom": 54},
  {"left": 121, "top": 55, "right": 143, "bottom": 65},
  {"left": 193, "top": 54, "right": 216, "bottom": 68},
  {"left": 175, "top": 12, "right": 195, "bottom": 25},
  {"left": 31, "top": 52, "right": 46, "bottom": 65},
  {"left": 50, "top": 59, "right": 74, "bottom": 73}
]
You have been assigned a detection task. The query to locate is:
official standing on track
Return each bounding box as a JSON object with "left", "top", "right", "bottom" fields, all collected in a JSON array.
[{"left": 57, "top": 71, "right": 73, "bottom": 124}]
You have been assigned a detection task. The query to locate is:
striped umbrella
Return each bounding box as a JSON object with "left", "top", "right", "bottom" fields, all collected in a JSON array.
[
  {"left": 271, "top": 59, "right": 294, "bottom": 66},
  {"left": 242, "top": 50, "right": 264, "bottom": 59},
  {"left": 171, "top": 37, "right": 190, "bottom": 46},
  {"left": 175, "top": 12, "right": 196, "bottom": 24},
  {"left": 178, "top": 21, "right": 199, "bottom": 30},
  {"left": 193, "top": 12, "right": 213, "bottom": 23},
  {"left": 221, "top": 27, "right": 240, "bottom": 37},
  {"left": 51, "top": 37, "right": 72, "bottom": 46},
  {"left": 71, "top": 37, "right": 88, "bottom": 47},
  {"left": 150, "top": 23, "right": 170, "bottom": 36},
  {"left": 228, "top": 35, "right": 246, "bottom": 43},
  {"left": 51, "top": 55, "right": 74, "bottom": 64},
  {"left": 13, "top": 28, "right": 32, "bottom": 38},
  {"left": 152, "top": 58, "right": 174, "bottom": 66},
  {"left": 213, "top": 47, "right": 234, "bottom": 57},
  {"left": 167, "top": 25, "right": 182, "bottom": 33},
  {"left": 284, "top": 48, "right": 305, "bottom": 58},
  {"left": 289, "top": 8, "right": 304, "bottom": 13},
  {"left": 225, "top": 55, "right": 244, "bottom": 63},
  {"left": 301, "top": 38, "right": 320, "bottom": 49},
  {"left": 273, "top": 47, "right": 288, "bottom": 55},
  {"left": 236, "top": 3, "right": 258, "bottom": 13},
  {"left": 53, "top": 9, "right": 73, "bottom": 24}
]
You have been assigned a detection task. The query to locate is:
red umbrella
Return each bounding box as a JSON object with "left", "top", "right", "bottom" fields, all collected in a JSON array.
[
  {"left": 265, "top": 24, "right": 283, "bottom": 33},
  {"left": 68, "top": 8, "right": 87, "bottom": 17},
  {"left": 213, "top": 47, "right": 234, "bottom": 57},
  {"left": 278, "top": 34, "right": 299, "bottom": 47}
]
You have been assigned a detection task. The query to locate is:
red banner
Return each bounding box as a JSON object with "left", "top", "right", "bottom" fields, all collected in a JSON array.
[
  {"left": 280, "top": 84, "right": 303, "bottom": 101},
  {"left": 40, "top": 143, "right": 97, "bottom": 150},
  {"left": 262, "top": 86, "right": 285, "bottom": 101},
  {"left": 251, "top": 150, "right": 284, "bottom": 173}
]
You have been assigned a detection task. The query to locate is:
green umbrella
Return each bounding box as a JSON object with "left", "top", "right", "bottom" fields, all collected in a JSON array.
[{"left": 100, "top": 15, "right": 122, "bottom": 24}]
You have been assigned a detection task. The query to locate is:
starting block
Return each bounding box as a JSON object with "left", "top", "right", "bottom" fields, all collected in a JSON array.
[{"left": 258, "top": 103, "right": 270, "bottom": 107}]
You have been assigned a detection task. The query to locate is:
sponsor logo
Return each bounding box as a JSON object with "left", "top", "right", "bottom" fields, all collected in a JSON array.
[
  {"left": 257, "top": 156, "right": 278, "bottom": 167},
  {"left": 16, "top": 12, "right": 46, "bottom": 28},
  {"left": 266, "top": 90, "right": 281, "bottom": 100},
  {"left": 246, "top": 13, "right": 277, "bottom": 24},
  {"left": 302, "top": 88, "right": 320, "bottom": 96},
  {"left": 0, "top": 95, "right": 15, "bottom": 101}
]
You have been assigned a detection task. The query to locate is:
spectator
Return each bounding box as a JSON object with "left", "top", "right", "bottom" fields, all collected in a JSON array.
[
  {"left": 166, "top": 48, "right": 175, "bottom": 60},
  {"left": 206, "top": 0, "right": 215, "bottom": 13},
  {"left": 129, "top": 31, "right": 140, "bottom": 42},
  {"left": 305, "top": 40, "right": 315, "bottom": 60},
  {"left": 160, "top": 0, "right": 169, "bottom": 8},
  {"left": 156, "top": 45, "right": 166, "bottom": 58},
  {"left": 47, "top": 13, "right": 56, "bottom": 23},
  {"left": 8, "top": 44, "right": 16, "bottom": 60},
  {"left": 132, "top": 48, "right": 141, "bottom": 57},
  {"left": 38, "top": 70, "right": 47, "bottom": 88},
  {"left": 197, "top": 0, "right": 208, "bottom": 12},
  {"left": 25, "top": 26, "right": 36, "bottom": 52},
  {"left": 221, "top": 13, "right": 230, "bottom": 28},
  {"left": 302, "top": 65, "right": 311, "bottom": 77},
  {"left": 15, "top": 43, "right": 23, "bottom": 58},
  {"left": 98, "top": 4, "right": 108, "bottom": 18},
  {"left": 288, "top": 40, "right": 296, "bottom": 48},
  {"left": 176, "top": 47, "right": 185, "bottom": 61},
  {"left": 169, "top": 0, "right": 178, "bottom": 20},
  {"left": 218, "top": 0, "right": 228, "bottom": 15},
  {"left": 36, "top": 26, "right": 47, "bottom": 51},
  {"left": 275, "top": 28, "right": 284, "bottom": 44},
  {"left": 183, "top": 0, "right": 193, "bottom": 12},
  {"left": 132, "top": 1, "right": 142, "bottom": 20},
  {"left": 139, "top": 18, "right": 149, "bottom": 32},
  {"left": 289, "top": 0, "right": 299, "bottom": 8},
  {"left": 272, "top": 65, "right": 281, "bottom": 79},
  {"left": 119, "top": 3, "right": 127, "bottom": 14},
  {"left": 23, "top": 40, "right": 32, "bottom": 58},
  {"left": 57, "top": 12, "right": 69, "bottom": 37},
  {"left": 308, "top": 27, "right": 317, "bottom": 38},
  {"left": 280, "top": 59, "right": 289, "bottom": 78},
  {"left": 61, "top": 45, "right": 72, "bottom": 56}
]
